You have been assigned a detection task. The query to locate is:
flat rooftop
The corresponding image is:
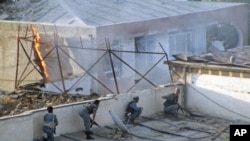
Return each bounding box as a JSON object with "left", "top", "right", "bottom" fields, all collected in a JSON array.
[{"left": 53, "top": 112, "right": 235, "bottom": 141}]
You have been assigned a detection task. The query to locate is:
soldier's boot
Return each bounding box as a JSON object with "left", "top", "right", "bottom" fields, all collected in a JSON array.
[
  {"left": 86, "top": 131, "right": 95, "bottom": 140},
  {"left": 85, "top": 131, "right": 93, "bottom": 134}
]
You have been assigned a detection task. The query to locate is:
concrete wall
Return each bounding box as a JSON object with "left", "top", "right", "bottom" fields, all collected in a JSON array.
[
  {"left": 96, "top": 34, "right": 173, "bottom": 95},
  {"left": 0, "top": 84, "right": 183, "bottom": 141},
  {"left": 0, "top": 21, "right": 96, "bottom": 93},
  {"left": 94, "top": 3, "right": 248, "bottom": 94},
  {"left": 95, "top": 21, "right": 208, "bottom": 95},
  {"left": 1, "top": 3, "right": 248, "bottom": 95},
  {"left": 186, "top": 74, "right": 250, "bottom": 122},
  {"left": 97, "top": 4, "right": 248, "bottom": 45}
]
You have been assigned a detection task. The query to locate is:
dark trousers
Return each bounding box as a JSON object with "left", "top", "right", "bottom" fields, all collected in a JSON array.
[
  {"left": 43, "top": 126, "right": 54, "bottom": 141},
  {"left": 130, "top": 108, "right": 142, "bottom": 121}
]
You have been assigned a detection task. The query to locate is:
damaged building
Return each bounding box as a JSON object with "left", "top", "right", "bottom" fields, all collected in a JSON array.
[
  {"left": 0, "top": 0, "right": 248, "bottom": 95},
  {"left": 168, "top": 46, "right": 250, "bottom": 122},
  {"left": 0, "top": 0, "right": 250, "bottom": 141}
]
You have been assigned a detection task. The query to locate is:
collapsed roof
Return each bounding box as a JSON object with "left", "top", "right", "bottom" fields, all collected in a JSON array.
[{"left": 171, "top": 46, "right": 250, "bottom": 68}]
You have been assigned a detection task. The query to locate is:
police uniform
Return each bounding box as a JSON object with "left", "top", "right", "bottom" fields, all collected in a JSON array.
[
  {"left": 162, "top": 93, "right": 179, "bottom": 115},
  {"left": 79, "top": 103, "right": 98, "bottom": 132},
  {"left": 126, "top": 96, "right": 143, "bottom": 122}
]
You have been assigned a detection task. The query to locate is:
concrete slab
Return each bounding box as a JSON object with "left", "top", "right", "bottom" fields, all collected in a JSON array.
[
  {"left": 60, "top": 132, "right": 86, "bottom": 141},
  {"left": 55, "top": 112, "right": 231, "bottom": 141},
  {"left": 52, "top": 135, "right": 73, "bottom": 141}
]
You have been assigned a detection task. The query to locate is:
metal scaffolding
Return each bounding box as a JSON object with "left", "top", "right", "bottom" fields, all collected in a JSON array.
[{"left": 15, "top": 24, "right": 172, "bottom": 95}]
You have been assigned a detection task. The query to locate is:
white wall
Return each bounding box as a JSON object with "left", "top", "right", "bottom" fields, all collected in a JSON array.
[
  {"left": 186, "top": 74, "right": 250, "bottom": 122},
  {"left": 0, "top": 115, "right": 33, "bottom": 141},
  {"left": 0, "top": 84, "right": 182, "bottom": 141},
  {"left": 3, "top": 72, "right": 250, "bottom": 141},
  {"left": 7, "top": 74, "right": 250, "bottom": 140}
]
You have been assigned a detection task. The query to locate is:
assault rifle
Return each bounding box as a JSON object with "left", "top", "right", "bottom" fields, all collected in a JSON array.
[
  {"left": 177, "top": 103, "right": 193, "bottom": 116},
  {"left": 90, "top": 118, "right": 101, "bottom": 128}
]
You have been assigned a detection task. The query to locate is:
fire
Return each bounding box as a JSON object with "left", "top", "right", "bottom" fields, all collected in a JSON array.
[{"left": 31, "top": 25, "right": 49, "bottom": 81}]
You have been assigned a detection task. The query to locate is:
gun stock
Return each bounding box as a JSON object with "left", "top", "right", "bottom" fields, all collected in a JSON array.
[
  {"left": 178, "top": 104, "right": 185, "bottom": 113},
  {"left": 90, "top": 118, "right": 101, "bottom": 127},
  {"left": 177, "top": 103, "right": 190, "bottom": 115}
]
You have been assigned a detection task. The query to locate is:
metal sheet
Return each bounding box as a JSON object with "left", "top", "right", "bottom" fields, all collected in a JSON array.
[{"left": 109, "top": 110, "right": 129, "bottom": 133}]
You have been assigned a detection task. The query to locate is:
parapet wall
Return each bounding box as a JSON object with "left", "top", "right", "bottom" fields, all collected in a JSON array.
[{"left": 0, "top": 84, "right": 182, "bottom": 141}]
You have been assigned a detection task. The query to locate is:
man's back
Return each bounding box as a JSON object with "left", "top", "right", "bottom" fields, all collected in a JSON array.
[
  {"left": 125, "top": 99, "right": 143, "bottom": 123},
  {"left": 43, "top": 113, "right": 58, "bottom": 128},
  {"left": 126, "top": 101, "right": 135, "bottom": 115},
  {"left": 163, "top": 93, "right": 178, "bottom": 107}
]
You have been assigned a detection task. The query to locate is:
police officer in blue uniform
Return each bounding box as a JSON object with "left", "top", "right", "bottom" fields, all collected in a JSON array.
[
  {"left": 43, "top": 106, "right": 58, "bottom": 141},
  {"left": 79, "top": 100, "right": 100, "bottom": 140},
  {"left": 162, "top": 87, "right": 181, "bottom": 117},
  {"left": 125, "top": 96, "right": 143, "bottom": 123}
]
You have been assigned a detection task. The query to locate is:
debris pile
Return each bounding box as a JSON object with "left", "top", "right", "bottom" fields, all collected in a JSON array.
[{"left": 0, "top": 88, "right": 100, "bottom": 117}]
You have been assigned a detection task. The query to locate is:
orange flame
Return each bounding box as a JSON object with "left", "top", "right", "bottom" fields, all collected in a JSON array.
[{"left": 31, "top": 25, "right": 49, "bottom": 81}]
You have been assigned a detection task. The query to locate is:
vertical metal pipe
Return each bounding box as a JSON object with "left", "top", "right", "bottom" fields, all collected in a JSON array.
[
  {"left": 18, "top": 40, "right": 43, "bottom": 83},
  {"left": 15, "top": 25, "right": 21, "bottom": 89},
  {"left": 53, "top": 25, "right": 67, "bottom": 94},
  {"left": 126, "top": 56, "right": 164, "bottom": 92},
  {"left": 68, "top": 51, "right": 107, "bottom": 92},
  {"left": 105, "top": 38, "right": 120, "bottom": 94},
  {"left": 159, "top": 42, "right": 173, "bottom": 82},
  {"left": 112, "top": 52, "right": 157, "bottom": 87},
  {"left": 59, "top": 47, "right": 114, "bottom": 93},
  {"left": 55, "top": 44, "right": 67, "bottom": 94}
]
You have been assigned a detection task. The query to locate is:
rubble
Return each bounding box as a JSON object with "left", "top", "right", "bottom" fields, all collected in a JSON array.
[
  {"left": 0, "top": 0, "right": 101, "bottom": 118},
  {"left": 0, "top": 87, "right": 100, "bottom": 117}
]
